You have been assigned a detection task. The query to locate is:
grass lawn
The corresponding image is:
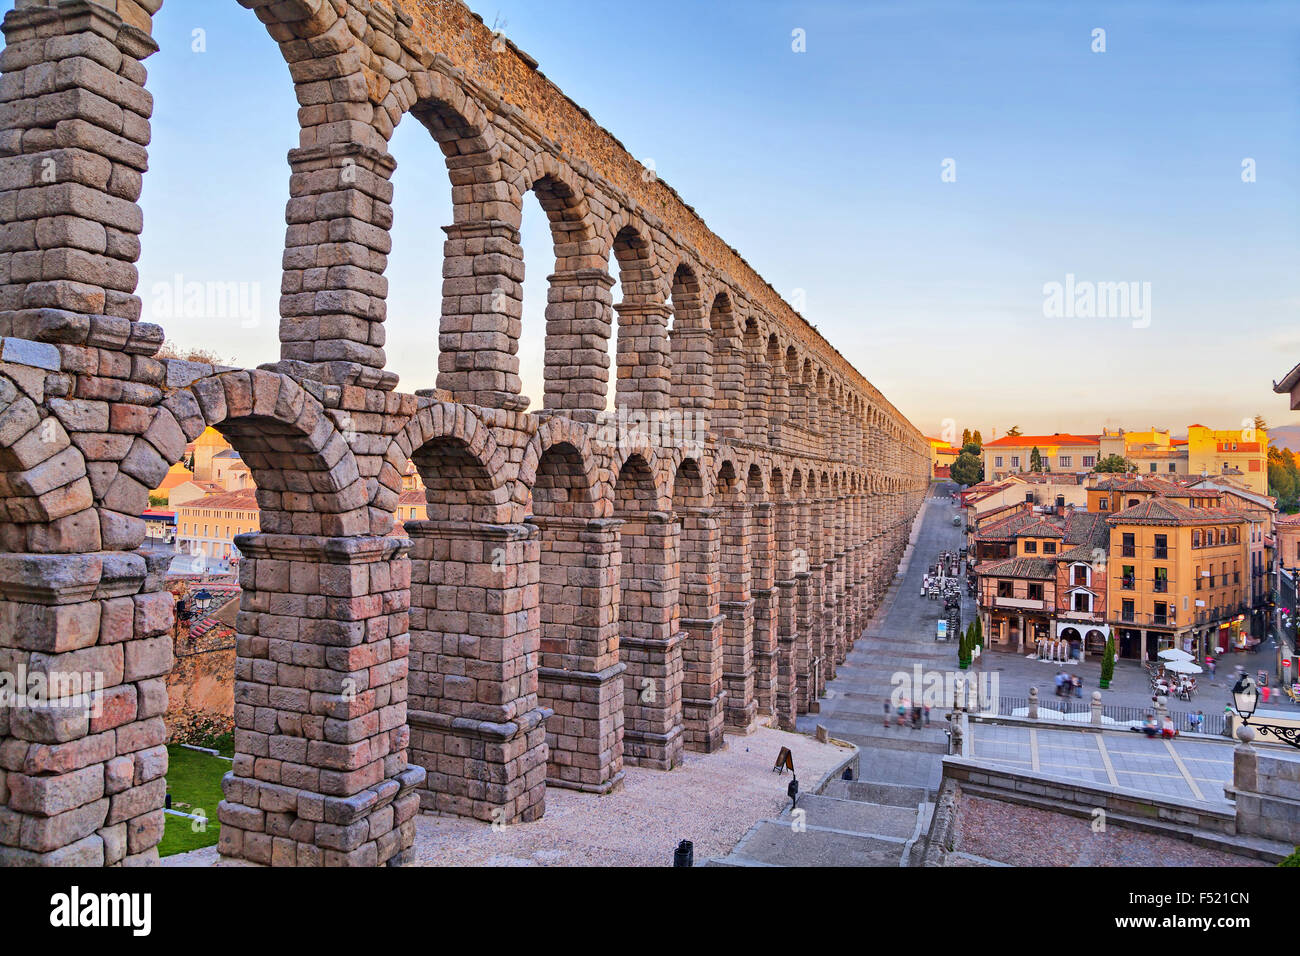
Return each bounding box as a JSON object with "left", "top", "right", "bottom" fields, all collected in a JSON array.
[{"left": 158, "top": 744, "right": 231, "bottom": 857}]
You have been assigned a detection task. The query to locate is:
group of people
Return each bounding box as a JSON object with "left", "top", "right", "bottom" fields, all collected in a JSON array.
[
  {"left": 1054, "top": 670, "right": 1083, "bottom": 698},
  {"left": 884, "top": 698, "right": 931, "bottom": 729},
  {"left": 1141, "top": 713, "right": 1179, "bottom": 738}
]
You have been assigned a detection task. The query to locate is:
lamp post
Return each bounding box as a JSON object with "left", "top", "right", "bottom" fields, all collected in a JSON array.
[
  {"left": 1230, "top": 672, "right": 1300, "bottom": 748},
  {"left": 192, "top": 588, "right": 214, "bottom": 616}
]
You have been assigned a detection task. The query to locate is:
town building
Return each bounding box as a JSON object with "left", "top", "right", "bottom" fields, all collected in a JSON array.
[
  {"left": 174, "top": 489, "right": 260, "bottom": 571},
  {"left": 982, "top": 433, "right": 1101, "bottom": 480},
  {"left": 924, "top": 436, "right": 960, "bottom": 478},
  {"left": 1106, "top": 499, "right": 1250, "bottom": 662}
]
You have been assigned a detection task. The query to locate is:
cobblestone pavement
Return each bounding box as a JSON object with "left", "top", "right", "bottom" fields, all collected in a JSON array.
[
  {"left": 953, "top": 794, "right": 1267, "bottom": 866},
  {"left": 408, "top": 726, "right": 852, "bottom": 866}
]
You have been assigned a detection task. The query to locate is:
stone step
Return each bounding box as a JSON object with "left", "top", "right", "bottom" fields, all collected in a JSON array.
[
  {"left": 823, "top": 778, "right": 934, "bottom": 807},
  {"left": 720, "top": 819, "right": 909, "bottom": 867},
  {"left": 789, "top": 793, "right": 920, "bottom": 839}
]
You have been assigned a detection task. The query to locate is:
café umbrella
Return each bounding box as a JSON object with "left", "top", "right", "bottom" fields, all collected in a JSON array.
[
  {"left": 1163, "top": 659, "right": 1203, "bottom": 675},
  {"left": 1158, "top": 648, "right": 1194, "bottom": 662}
]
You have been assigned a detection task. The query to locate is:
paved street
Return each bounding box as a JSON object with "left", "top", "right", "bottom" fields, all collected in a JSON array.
[
  {"left": 800, "top": 481, "right": 1299, "bottom": 797},
  {"left": 798, "top": 483, "right": 975, "bottom": 791}
]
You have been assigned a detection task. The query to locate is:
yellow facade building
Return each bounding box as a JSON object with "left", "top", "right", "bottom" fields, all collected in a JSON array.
[
  {"left": 1186, "top": 424, "right": 1267, "bottom": 495},
  {"left": 1106, "top": 498, "right": 1250, "bottom": 661}
]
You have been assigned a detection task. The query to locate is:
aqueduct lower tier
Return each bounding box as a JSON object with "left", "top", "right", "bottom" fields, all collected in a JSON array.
[{"left": 0, "top": 0, "right": 929, "bottom": 865}]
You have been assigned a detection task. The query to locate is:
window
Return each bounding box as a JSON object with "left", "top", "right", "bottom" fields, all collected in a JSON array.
[
  {"left": 1234, "top": 561, "right": 1240, "bottom": 584},
  {"left": 1073, "top": 591, "right": 1090, "bottom": 612},
  {"left": 1099, "top": 498, "right": 1108, "bottom": 511},
  {"left": 1043, "top": 541, "right": 1056, "bottom": 554},
  {"left": 1023, "top": 540, "right": 1038, "bottom": 554},
  {"left": 1168, "top": 463, "right": 1176, "bottom": 473},
  {"left": 1073, "top": 565, "right": 1088, "bottom": 586},
  {"left": 997, "top": 580, "right": 1014, "bottom": 598},
  {"left": 1153, "top": 567, "right": 1168, "bottom": 593},
  {"left": 1059, "top": 456, "right": 1072, "bottom": 468},
  {"left": 1149, "top": 462, "right": 1157, "bottom": 472},
  {"left": 995, "top": 456, "right": 1004, "bottom": 467},
  {"left": 1082, "top": 456, "right": 1096, "bottom": 468},
  {"left": 1192, "top": 530, "right": 1200, "bottom": 547},
  {"left": 1028, "top": 583, "right": 1044, "bottom": 601},
  {"left": 1121, "top": 565, "right": 1135, "bottom": 589},
  {"left": 1230, "top": 526, "right": 1239, "bottom": 544},
  {"left": 1128, "top": 499, "right": 1139, "bottom": 508},
  {"left": 1122, "top": 533, "right": 1135, "bottom": 557},
  {"left": 1153, "top": 601, "right": 1168, "bottom": 625},
  {"left": 1011, "top": 456, "right": 1021, "bottom": 469},
  {"left": 1122, "top": 599, "right": 1135, "bottom": 622},
  {"left": 1195, "top": 566, "right": 1202, "bottom": 591},
  {"left": 1153, "top": 534, "right": 1168, "bottom": 560}
]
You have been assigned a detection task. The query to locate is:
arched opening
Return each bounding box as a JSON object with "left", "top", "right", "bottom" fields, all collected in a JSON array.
[{"left": 608, "top": 224, "right": 664, "bottom": 412}]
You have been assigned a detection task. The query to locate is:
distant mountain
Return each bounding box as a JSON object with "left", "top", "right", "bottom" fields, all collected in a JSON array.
[{"left": 1269, "top": 425, "right": 1300, "bottom": 452}]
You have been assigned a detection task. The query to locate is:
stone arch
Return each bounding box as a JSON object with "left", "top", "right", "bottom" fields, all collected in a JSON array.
[
  {"left": 161, "top": 369, "right": 369, "bottom": 537},
  {"left": 520, "top": 418, "right": 603, "bottom": 518},
  {"left": 385, "top": 399, "right": 514, "bottom": 525},
  {"left": 0, "top": 373, "right": 96, "bottom": 553}
]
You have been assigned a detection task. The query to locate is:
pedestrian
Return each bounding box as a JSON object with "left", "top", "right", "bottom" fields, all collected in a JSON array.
[
  {"left": 883, "top": 699, "right": 891, "bottom": 729},
  {"left": 787, "top": 775, "right": 799, "bottom": 810},
  {"left": 1207, "top": 657, "right": 1216, "bottom": 681},
  {"left": 1071, "top": 674, "right": 1082, "bottom": 699},
  {"left": 924, "top": 704, "right": 931, "bottom": 727}
]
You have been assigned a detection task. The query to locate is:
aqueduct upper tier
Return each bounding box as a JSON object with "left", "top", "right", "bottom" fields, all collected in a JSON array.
[{"left": 0, "top": 0, "right": 929, "bottom": 865}]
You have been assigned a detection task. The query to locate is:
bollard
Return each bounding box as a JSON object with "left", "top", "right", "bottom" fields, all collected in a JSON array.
[
  {"left": 673, "top": 840, "right": 694, "bottom": 867},
  {"left": 1028, "top": 686, "right": 1039, "bottom": 720},
  {"left": 1091, "top": 691, "right": 1103, "bottom": 725}
]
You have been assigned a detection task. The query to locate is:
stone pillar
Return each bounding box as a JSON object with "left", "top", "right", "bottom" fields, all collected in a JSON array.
[
  {"left": 531, "top": 515, "right": 624, "bottom": 793},
  {"left": 436, "top": 219, "right": 527, "bottom": 409},
  {"left": 745, "top": 358, "right": 770, "bottom": 444},
  {"left": 0, "top": 549, "right": 172, "bottom": 866},
  {"left": 719, "top": 501, "right": 756, "bottom": 733},
  {"left": 618, "top": 511, "right": 684, "bottom": 770},
  {"left": 0, "top": 0, "right": 157, "bottom": 325},
  {"left": 669, "top": 326, "right": 713, "bottom": 432},
  {"left": 773, "top": 500, "right": 799, "bottom": 730},
  {"left": 405, "top": 519, "right": 548, "bottom": 824},
  {"left": 612, "top": 302, "right": 671, "bottom": 414},
  {"left": 713, "top": 342, "right": 745, "bottom": 441},
  {"left": 218, "top": 534, "right": 424, "bottom": 867},
  {"left": 677, "top": 505, "right": 725, "bottom": 752},
  {"left": 750, "top": 502, "right": 777, "bottom": 720},
  {"left": 280, "top": 142, "right": 398, "bottom": 385},
  {"left": 542, "top": 268, "right": 612, "bottom": 422}
]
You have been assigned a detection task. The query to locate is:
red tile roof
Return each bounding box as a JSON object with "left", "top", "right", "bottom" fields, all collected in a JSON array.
[{"left": 983, "top": 433, "right": 1101, "bottom": 448}]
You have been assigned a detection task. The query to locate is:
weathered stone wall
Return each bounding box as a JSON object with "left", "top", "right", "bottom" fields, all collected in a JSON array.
[{"left": 0, "top": 0, "right": 931, "bottom": 866}]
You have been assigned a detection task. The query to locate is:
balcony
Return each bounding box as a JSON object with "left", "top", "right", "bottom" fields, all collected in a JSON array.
[{"left": 1114, "top": 610, "right": 1178, "bottom": 629}]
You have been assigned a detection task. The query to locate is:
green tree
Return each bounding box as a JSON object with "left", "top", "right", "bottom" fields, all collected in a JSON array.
[
  {"left": 1093, "top": 454, "right": 1133, "bottom": 473},
  {"left": 1100, "top": 635, "right": 1116, "bottom": 688},
  {"left": 1029, "top": 446, "right": 1043, "bottom": 472},
  {"left": 961, "top": 442, "right": 981, "bottom": 457},
  {"left": 973, "top": 616, "right": 983, "bottom": 648},
  {"left": 148, "top": 493, "right": 167, "bottom": 507},
  {"left": 971, "top": 430, "right": 983, "bottom": 447},
  {"left": 950, "top": 451, "right": 983, "bottom": 486},
  {"left": 961, "top": 428, "right": 972, "bottom": 447}
]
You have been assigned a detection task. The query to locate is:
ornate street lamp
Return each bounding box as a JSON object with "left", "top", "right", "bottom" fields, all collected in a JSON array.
[
  {"left": 1231, "top": 673, "right": 1257, "bottom": 722},
  {"left": 1231, "top": 672, "right": 1300, "bottom": 748},
  {"left": 192, "top": 588, "right": 214, "bottom": 616}
]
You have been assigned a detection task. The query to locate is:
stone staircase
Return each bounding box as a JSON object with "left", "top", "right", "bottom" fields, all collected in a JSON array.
[{"left": 711, "top": 776, "right": 935, "bottom": 867}]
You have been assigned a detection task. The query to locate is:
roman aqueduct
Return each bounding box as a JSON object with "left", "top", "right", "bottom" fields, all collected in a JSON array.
[{"left": 0, "top": 0, "right": 929, "bottom": 865}]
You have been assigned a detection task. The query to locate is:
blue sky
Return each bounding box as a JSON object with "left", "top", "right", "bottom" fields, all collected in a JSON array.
[{"left": 7, "top": 0, "right": 1297, "bottom": 441}]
